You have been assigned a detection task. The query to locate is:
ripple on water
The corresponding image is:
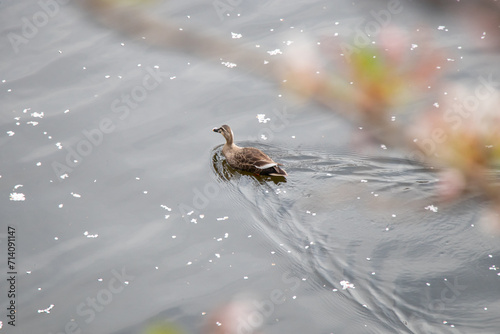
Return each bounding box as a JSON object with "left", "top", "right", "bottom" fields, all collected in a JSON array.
[{"left": 210, "top": 143, "right": 498, "bottom": 332}]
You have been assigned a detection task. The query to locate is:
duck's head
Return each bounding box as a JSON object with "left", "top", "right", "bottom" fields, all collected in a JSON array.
[{"left": 212, "top": 124, "right": 234, "bottom": 144}]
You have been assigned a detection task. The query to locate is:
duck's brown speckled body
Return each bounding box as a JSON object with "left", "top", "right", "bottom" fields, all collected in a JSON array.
[{"left": 213, "top": 125, "right": 287, "bottom": 177}]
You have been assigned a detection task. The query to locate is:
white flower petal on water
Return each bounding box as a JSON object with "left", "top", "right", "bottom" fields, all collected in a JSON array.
[
  {"left": 340, "top": 280, "right": 355, "bottom": 290},
  {"left": 425, "top": 205, "right": 438, "bottom": 213},
  {"left": 10, "top": 193, "right": 25, "bottom": 201}
]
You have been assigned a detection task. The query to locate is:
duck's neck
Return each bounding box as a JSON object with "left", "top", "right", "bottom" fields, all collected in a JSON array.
[
  {"left": 225, "top": 142, "right": 238, "bottom": 150},
  {"left": 225, "top": 134, "right": 236, "bottom": 147},
  {"left": 223, "top": 135, "right": 239, "bottom": 153}
]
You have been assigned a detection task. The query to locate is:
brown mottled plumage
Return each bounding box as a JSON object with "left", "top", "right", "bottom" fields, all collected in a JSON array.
[{"left": 213, "top": 125, "right": 287, "bottom": 177}]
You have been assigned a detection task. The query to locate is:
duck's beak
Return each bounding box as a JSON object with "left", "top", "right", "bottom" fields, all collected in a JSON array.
[{"left": 212, "top": 127, "right": 221, "bottom": 133}]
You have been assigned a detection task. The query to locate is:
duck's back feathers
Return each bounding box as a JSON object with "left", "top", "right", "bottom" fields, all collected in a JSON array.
[{"left": 226, "top": 147, "right": 287, "bottom": 177}]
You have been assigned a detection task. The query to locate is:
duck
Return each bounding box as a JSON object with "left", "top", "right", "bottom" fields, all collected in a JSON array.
[{"left": 213, "top": 124, "right": 288, "bottom": 177}]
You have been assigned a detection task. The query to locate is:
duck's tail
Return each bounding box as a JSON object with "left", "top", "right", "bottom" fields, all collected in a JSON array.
[{"left": 268, "top": 165, "right": 287, "bottom": 177}]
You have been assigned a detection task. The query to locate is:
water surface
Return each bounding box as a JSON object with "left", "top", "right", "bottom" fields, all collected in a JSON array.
[{"left": 1, "top": 1, "right": 500, "bottom": 334}]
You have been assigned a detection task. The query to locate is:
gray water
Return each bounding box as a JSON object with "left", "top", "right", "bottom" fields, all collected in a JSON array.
[{"left": 1, "top": 1, "right": 500, "bottom": 333}]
